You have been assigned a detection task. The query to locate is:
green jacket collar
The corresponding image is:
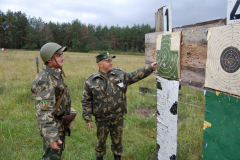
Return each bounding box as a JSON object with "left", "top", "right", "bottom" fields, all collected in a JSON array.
[
  {"left": 93, "top": 70, "right": 117, "bottom": 79},
  {"left": 42, "top": 64, "right": 62, "bottom": 79}
]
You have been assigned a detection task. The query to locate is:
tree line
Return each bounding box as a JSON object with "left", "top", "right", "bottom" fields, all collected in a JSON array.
[{"left": 0, "top": 10, "right": 155, "bottom": 53}]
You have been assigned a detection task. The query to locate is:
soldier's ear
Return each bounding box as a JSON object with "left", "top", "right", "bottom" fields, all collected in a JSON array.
[
  {"left": 47, "top": 56, "right": 53, "bottom": 63},
  {"left": 98, "top": 61, "right": 102, "bottom": 68}
]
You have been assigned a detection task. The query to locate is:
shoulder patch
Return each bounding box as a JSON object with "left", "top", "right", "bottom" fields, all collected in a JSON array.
[{"left": 40, "top": 100, "right": 48, "bottom": 110}]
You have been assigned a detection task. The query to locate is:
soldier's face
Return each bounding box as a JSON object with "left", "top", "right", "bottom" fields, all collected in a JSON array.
[
  {"left": 48, "top": 52, "right": 64, "bottom": 69},
  {"left": 99, "top": 59, "right": 113, "bottom": 73}
]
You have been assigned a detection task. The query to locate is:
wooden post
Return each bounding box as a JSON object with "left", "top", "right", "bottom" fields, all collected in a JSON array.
[{"left": 155, "top": 7, "right": 164, "bottom": 32}]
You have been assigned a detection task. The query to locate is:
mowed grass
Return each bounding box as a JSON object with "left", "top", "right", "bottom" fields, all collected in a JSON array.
[{"left": 0, "top": 50, "right": 205, "bottom": 160}]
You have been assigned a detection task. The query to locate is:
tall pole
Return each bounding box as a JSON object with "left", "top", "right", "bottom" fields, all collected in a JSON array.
[{"left": 36, "top": 57, "right": 39, "bottom": 73}]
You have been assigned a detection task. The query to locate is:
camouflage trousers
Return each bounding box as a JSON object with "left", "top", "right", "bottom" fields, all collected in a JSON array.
[
  {"left": 42, "top": 136, "right": 65, "bottom": 160},
  {"left": 95, "top": 116, "right": 124, "bottom": 157}
]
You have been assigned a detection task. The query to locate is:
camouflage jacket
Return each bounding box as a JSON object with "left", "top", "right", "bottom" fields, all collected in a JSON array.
[
  {"left": 31, "top": 64, "right": 71, "bottom": 146},
  {"left": 82, "top": 65, "right": 153, "bottom": 123}
]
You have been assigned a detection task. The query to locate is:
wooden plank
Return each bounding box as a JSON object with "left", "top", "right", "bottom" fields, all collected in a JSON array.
[
  {"left": 145, "top": 32, "right": 164, "bottom": 64},
  {"left": 155, "top": 7, "right": 164, "bottom": 32},
  {"left": 145, "top": 18, "right": 226, "bottom": 90}
]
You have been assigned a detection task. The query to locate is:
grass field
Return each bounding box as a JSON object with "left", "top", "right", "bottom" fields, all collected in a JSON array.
[{"left": 0, "top": 50, "right": 205, "bottom": 160}]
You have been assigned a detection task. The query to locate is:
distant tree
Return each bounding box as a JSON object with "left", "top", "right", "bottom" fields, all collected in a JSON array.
[
  {"left": 135, "top": 24, "right": 141, "bottom": 51},
  {"left": 86, "top": 24, "right": 95, "bottom": 50},
  {"left": 114, "top": 25, "right": 122, "bottom": 50},
  {"left": 109, "top": 25, "right": 118, "bottom": 50},
  {"left": 13, "top": 11, "right": 28, "bottom": 49},
  {"left": 4, "top": 10, "right": 15, "bottom": 48},
  {"left": 23, "top": 16, "right": 43, "bottom": 49},
  {"left": 119, "top": 26, "right": 129, "bottom": 52},
  {"left": 71, "top": 19, "right": 84, "bottom": 52},
  {"left": 0, "top": 11, "right": 6, "bottom": 48},
  {"left": 94, "top": 24, "right": 102, "bottom": 50},
  {"left": 40, "top": 23, "right": 54, "bottom": 45},
  {"left": 128, "top": 24, "right": 141, "bottom": 52},
  {"left": 66, "top": 24, "right": 72, "bottom": 48},
  {"left": 0, "top": 9, "right": 156, "bottom": 52},
  {"left": 81, "top": 25, "right": 89, "bottom": 40},
  {"left": 49, "top": 22, "right": 60, "bottom": 44},
  {"left": 100, "top": 25, "right": 111, "bottom": 50},
  {"left": 24, "top": 25, "right": 37, "bottom": 49},
  {"left": 59, "top": 22, "right": 71, "bottom": 47},
  {"left": 94, "top": 24, "right": 111, "bottom": 51},
  {"left": 80, "top": 25, "right": 90, "bottom": 52}
]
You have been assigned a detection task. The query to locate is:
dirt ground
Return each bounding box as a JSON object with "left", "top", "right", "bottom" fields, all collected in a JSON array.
[{"left": 130, "top": 106, "right": 156, "bottom": 118}]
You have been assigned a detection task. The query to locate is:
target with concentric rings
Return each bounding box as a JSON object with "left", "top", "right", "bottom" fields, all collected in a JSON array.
[
  {"left": 220, "top": 46, "right": 240, "bottom": 73},
  {"left": 205, "top": 23, "right": 240, "bottom": 96},
  {"left": 156, "top": 32, "right": 181, "bottom": 79}
]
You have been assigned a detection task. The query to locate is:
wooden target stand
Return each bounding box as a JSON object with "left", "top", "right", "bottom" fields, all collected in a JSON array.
[
  {"left": 146, "top": 1, "right": 240, "bottom": 159},
  {"left": 202, "top": 1, "right": 240, "bottom": 159},
  {"left": 154, "top": 5, "right": 180, "bottom": 160}
]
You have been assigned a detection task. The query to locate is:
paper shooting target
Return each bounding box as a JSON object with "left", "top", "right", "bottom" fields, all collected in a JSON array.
[
  {"left": 205, "top": 23, "right": 240, "bottom": 96},
  {"left": 220, "top": 46, "right": 240, "bottom": 73},
  {"left": 156, "top": 31, "right": 181, "bottom": 79}
]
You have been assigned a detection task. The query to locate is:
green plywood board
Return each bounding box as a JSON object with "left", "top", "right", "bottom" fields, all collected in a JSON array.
[
  {"left": 202, "top": 90, "right": 240, "bottom": 159},
  {"left": 156, "top": 32, "right": 181, "bottom": 79}
]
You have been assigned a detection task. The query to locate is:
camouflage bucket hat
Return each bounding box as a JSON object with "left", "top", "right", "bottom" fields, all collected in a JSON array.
[{"left": 95, "top": 51, "right": 116, "bottom": 63}]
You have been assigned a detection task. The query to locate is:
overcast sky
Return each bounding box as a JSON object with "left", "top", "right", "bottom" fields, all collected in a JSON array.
[{"left": 1, "top": 0, "right": 227, "bottom": 28}]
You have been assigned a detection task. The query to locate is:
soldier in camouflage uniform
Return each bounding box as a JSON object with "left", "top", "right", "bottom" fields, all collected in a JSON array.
[
  {"left": 31, "top": 42, "right": 71, "bottom": 160},
  {"left": 82, "top": 51, "right": 158, "bottom": 160}
]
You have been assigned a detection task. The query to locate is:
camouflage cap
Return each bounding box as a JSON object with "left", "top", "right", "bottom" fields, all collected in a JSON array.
[{"left": 95, "top": 51, "right": 116, "bottom": 63}]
